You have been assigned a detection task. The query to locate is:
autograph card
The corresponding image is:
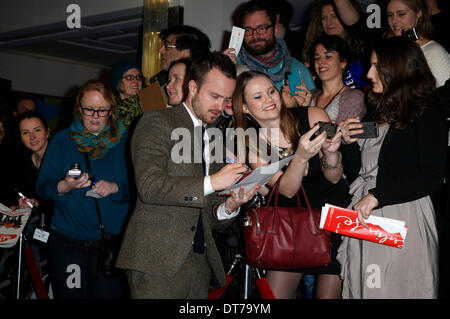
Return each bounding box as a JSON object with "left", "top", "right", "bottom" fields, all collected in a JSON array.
[
  {"left": 85, "top": 188, "right": 102, "bottom": 198},
  {"left": 228, "top": 26, "right": 245, "bottom": 56}
]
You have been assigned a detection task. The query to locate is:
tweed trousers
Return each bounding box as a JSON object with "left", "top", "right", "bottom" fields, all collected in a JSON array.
[{"left": 127, "top": 250, "right": 211, "bottom": 299}]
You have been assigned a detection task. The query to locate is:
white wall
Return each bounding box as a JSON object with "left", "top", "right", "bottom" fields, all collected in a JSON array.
[
  {"left": 0, "top": 0, "right": 143, "bottom": 33},
  {"left": 184, "top": 0, "right": 244, "bottom": 51},
  {"left": 0, "top": 52, "right": 104, "bottom": 97},
  {"left": 0, "top": 0, "right": 143, "bottom": 97},
  {"left": 0, "top": 0, "right": 244, "bottom": 97}
]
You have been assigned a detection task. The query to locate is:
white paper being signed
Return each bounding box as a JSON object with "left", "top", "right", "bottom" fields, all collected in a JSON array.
[{"left": 219, "top": 154, "right": 295, "bottom": 195}]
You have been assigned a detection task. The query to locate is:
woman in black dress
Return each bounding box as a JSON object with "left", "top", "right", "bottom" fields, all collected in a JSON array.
[{"left": 233, "top": 70, "right": 351, "bottom": 299}]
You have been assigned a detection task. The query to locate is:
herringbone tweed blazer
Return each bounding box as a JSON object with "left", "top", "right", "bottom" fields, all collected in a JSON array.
[{"left": 116, "top": 104, "right": 231, "bottom": 286}]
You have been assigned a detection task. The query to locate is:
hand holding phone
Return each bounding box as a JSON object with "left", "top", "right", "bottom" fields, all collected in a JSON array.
[
  {"left": 403, "top": 27, "right": 419, "bottom": 41},
  {"left": 286, "top": 69, "right": 303, "bottom": 96},
  {"left": 68, "top": 163, "right": 82, "bottom": 179},
  {"left": 313, "top": 121, "right": 337, "bottom": 139},
  {"left": 349, "top": 121, "right": 378, "bottom": 139}
]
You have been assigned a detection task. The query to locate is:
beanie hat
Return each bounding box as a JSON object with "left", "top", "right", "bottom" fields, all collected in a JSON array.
[{"left": 110, "top": 60, "right": 141, "bottom": 95}]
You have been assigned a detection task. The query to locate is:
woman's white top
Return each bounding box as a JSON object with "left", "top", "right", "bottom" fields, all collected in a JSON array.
[{"left": 421, "top": 40, "right": 450, "bottom": 88}]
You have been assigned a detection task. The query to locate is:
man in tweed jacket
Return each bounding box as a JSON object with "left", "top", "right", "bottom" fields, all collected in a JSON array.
[{"left": 116, "top": 52, "right": 259, "bottom": 298}]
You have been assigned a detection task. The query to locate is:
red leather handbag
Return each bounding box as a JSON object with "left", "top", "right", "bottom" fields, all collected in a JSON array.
[{"left": 243, "top": 179, "right": 330, "bottom": 269}]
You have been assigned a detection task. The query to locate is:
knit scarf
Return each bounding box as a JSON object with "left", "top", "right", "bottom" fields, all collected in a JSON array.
[
  {"left": 238, "top": 39, "right": 292, "bottom": 83},
  {"left": 70, "top": 113, "right": 126, "bottom": 160}
]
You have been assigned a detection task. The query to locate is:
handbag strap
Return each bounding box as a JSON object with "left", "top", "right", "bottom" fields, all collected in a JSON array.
[
  {"left": 83, "top": 154, "right": 105, "bottom": 233},
  {"left": 266, "top": 177, "right": 311, "bottom": 210},
  {"left": 266, "top": 176, "right": 321, "bottom": 235}
]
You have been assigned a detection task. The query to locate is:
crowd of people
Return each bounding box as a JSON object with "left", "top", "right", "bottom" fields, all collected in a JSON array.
[{"left": 0, "top": 0, "right": 449, "bottom": 300}]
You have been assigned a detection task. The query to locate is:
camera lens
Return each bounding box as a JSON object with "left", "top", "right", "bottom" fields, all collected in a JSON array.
[
  {"left": 69, "top": 163, "right": 82, "bottom": 179},
  {"left": 70, "top": 163, "right": 81, "bottom": 170}
]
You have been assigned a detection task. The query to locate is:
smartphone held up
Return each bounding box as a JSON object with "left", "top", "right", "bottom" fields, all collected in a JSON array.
[
  {"left": 313, "top": 121, "right": 337, "bottom": 139},
  {"left": 349, "top": 121, "right": 379, "bottom": 139}
]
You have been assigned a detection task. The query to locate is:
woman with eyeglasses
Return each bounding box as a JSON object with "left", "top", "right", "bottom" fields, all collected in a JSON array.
[
  {"left": 36, "top": 79, "right": 130, "bottom": 299},
  {"left": 110, "top": 60, "right": 144, "bottom": 130}
]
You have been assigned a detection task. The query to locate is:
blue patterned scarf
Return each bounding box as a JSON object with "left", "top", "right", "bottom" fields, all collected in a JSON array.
[
  {"left": 238, "top": 39, "right": 292, "bottom": 83},
  {"left": 70, "top": 114, "right": 126, "bottom": 160}
]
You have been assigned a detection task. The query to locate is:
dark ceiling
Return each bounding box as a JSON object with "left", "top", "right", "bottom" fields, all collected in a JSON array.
[{"left": 0, "top": 7, "right": 143, "bottom": 68}]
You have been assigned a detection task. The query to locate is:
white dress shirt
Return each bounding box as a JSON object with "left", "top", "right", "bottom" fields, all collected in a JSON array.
[{"left": 182, "top": 103, "right": 239, "bottom": 220}]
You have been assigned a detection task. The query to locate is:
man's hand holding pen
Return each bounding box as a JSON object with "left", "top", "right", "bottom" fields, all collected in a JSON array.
[{"left": 210, "top": 163, "right": 249, "bottom": 192}]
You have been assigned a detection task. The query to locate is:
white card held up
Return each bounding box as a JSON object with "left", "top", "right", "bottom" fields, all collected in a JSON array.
[
  {"left": 219, "top": 155, "right": 295, "bottom": 195},
  {"left": 228, "top": 26, "right": 245, "bottom": 56}
]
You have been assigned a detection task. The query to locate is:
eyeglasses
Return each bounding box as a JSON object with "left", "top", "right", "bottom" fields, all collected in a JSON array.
[
  {"left": 80, "top": 106, "right": 111, "bottom": 117},
  {"left": 123, "top": 74, "right": 144, "bottom": 81},
  {"left": 162, "top": 41, "right": 177, "bottom": 50},
  {"left": 243, "top": 24, "right": 273, "bottom": 36}
]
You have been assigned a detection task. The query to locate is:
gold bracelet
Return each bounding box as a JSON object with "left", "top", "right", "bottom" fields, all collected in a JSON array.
[{"left": 321, "top": 151, "right": 342, "bottom": 169}]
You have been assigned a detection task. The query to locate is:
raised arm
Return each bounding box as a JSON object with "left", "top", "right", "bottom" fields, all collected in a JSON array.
[{"left": 334, "top": 0, "right": 360, "bottom": 26}]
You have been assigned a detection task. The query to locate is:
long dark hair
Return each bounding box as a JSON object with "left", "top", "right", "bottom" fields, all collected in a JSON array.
[{"left": 369, "top": 37, "right": 436, "bottom": 128}]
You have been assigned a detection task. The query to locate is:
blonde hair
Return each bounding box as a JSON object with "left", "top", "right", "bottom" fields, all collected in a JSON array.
[{"left": 74, "top": 79, "right": 117, "bottom": 120}]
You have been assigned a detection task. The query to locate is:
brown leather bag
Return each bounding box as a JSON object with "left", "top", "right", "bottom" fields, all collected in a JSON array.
[{"left": 243, "top": 178, "right": 330, "bottom": 269}]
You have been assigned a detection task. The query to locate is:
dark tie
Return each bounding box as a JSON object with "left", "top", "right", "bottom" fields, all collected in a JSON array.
[
  {"left": 201, "top": 125, "right": 206, "bottom": 175},
  {"left": 193, "top": 125, "right": 206, "bottom": 254}
]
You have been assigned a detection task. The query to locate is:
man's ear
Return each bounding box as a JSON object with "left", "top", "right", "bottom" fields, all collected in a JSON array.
[
  {"left": 180, "top": 48, "right": 191, "bottom": 59},
  {"left": 188, "top": 79, "right": 198, "bottom": 97}
]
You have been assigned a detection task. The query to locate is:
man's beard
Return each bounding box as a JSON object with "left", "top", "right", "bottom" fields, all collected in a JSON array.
[
  {"left": 244, "top": 36, "right": 276, "bottom": 56},
  {"left": 192, "top": 93, "right": 218, "bottom": 124}
]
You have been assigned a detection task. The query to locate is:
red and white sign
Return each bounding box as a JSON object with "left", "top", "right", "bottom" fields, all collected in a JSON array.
[
  {"left": 0, "top": 202, "right": 32, "bottom": 248},
  {"left": 319, "top": 204, "right": 408, "bottom": 249},
  {"left": 0, "top": 234, "right": 17, "bottom": 243}
]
